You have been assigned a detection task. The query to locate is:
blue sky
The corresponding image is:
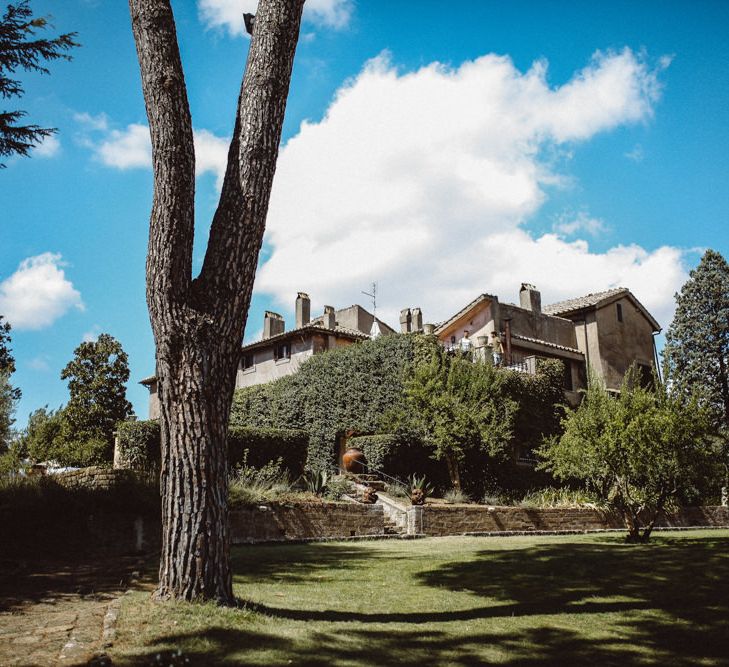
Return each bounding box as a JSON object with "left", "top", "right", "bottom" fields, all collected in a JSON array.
[{"left": 2, "top": 0, "right": 728, "bottom": 425}]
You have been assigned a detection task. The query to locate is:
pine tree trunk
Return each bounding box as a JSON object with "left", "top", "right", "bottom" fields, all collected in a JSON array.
[
  {"left": 129, "top": 0, "right": 304, "bottom": 602},
  {"left": 155, "top": 338, "right": 237, "bottom": 601}
]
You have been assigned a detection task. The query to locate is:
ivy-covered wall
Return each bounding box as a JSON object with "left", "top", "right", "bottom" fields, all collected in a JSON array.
[
  {"left": 231, "top": 334, "right": 419, "bottom": 472},
  {"left": 230, "top": 334, "right": 566, "bottom": 496}
]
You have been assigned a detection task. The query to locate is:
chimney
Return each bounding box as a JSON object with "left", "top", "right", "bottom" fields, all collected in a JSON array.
[
  {"left": 519, "top": 283, "right": 541, "bottom": 314},
  {"left": 295, "top": 292, "right": 310, "bottom": 328},
  {"left": 400, "top": 308, "right": 412, "bottom": 333},
  {"left": 411, "top": 307, "right": 423, "bottom": 332},
  {"left": 322, "top": 305, "right": 336, "bottom": 329},
  {"left": 423, "top": 323, "right": 435, "bottom": 335},
  {"left": 263, "top": 311, "right": 285, "bottom": 339}
]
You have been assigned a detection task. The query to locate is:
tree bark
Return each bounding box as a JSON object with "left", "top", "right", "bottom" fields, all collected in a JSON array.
[
  {"left": 444, "top": 453, "right": 462, "bottom": 490},
  {"left": 129, "top": 0, "right": 304, "bottom": 602}
]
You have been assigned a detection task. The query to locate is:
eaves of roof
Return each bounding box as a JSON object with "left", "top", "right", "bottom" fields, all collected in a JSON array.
[
  {"left": 434, "top": 293, "right": 497, "bottom": 335},
  {"left": 240, "top": 324, "right": 368, "bottom": 353},
  {"left": 511, "top": 333, "right": 584, "bottom": 360}
]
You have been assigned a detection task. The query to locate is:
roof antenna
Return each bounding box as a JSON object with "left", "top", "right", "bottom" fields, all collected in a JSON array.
[
  {"left": 362, "top": 282, "right": 381, "bottom": 339},
  {"left": 362, "top": 282, "right": 377, "bottom": 318}
]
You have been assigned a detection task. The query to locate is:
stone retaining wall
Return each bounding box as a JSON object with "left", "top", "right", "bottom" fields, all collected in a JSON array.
[
  {"left": 53, "top": 466, "right": 137, "bottom": 490},
  {"left": 421, "top": 504, "right": 729, "bottom": 536},
  {"left": 230, "top": 502, "right": 384, "bottom": 543}
]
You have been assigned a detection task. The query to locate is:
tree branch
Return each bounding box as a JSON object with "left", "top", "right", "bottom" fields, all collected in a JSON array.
[
  {"left": 128, "top": 0, "right": 195, "bottom": 312},
  {"left": 197, "top": 0, "right": 304, "bottom": 334}
]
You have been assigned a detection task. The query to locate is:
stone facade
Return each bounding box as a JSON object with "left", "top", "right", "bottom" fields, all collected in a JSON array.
[{"left": 230, "top": 501, "right": 385, "bottom": 543}]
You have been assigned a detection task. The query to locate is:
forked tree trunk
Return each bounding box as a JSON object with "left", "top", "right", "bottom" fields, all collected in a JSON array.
[{"left": 129, "top": 0, "right": 304, "bottom": 602}]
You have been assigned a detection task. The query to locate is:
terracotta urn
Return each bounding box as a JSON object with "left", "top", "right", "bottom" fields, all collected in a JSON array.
[{"left": 342, "top": 447, "right": 367, "bottom": 473}]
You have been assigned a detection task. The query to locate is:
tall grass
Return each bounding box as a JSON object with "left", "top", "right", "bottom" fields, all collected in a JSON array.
[{"left": 518, "top": 487, "right": 601, "bottom": 508}]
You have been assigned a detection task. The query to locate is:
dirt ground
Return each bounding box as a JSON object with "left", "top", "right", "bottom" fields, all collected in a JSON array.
[{"left": 0, "top": 555, "right": 147, "bottom": 666}]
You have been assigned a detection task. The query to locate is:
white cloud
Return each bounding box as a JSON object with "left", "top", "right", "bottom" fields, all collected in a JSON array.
[
  {"left": 34, "top": 134, "right": 61, "bottom": 158},
  {"left": 198, "top": 0, "right": 352, "bottom": 36},
  {"left": 553, "top": 210, "right": 607, "bottom": 237},
  {"left": 82, "top": 325, "right": 102, "bottom": 343},
  {"left": 97, "top": 123, "right": 152, "bottom": 169},
  {"left": 0, "top": 253, "right": 84, "bottom": 330},
  {"left": 256, "top": 48, "right": 685, "bottom": 330},
  {"left": 73, "top": 111, "right": 109, "bottom": 132},
  {"left": 625, "top": 144, "right": 645, "bottom": 162},
  {"left": 81, "top": 119, "right": 229, "bottom": 186},
  {"left": 194, "top": 129, "right": 229, "bottom": 189},
  {"left": 28, "top": 356, "right": 51, "bottom": 372}
]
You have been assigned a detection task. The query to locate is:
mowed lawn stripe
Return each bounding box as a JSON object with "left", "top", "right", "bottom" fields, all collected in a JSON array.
[{"left": 111, "top": 530, "right": 729, "bottom": 666}]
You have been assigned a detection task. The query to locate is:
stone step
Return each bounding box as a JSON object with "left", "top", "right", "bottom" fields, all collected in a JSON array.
[
  {"left": 354, "top": 474, "right": 380, "bottom": 482},
  {"left": 365, "top": 481, "right": 386, "bottom": 491}
]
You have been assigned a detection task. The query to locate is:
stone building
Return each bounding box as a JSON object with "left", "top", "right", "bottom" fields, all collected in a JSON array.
[
  {"left": 141, "top": 285, "right": 660, "bottom": 419},
  {"left": 430, "top": 284, "right": 661, "bottom": 399},
  {"left": 141, "top": 293, "right": 395, "bottom": 419}
]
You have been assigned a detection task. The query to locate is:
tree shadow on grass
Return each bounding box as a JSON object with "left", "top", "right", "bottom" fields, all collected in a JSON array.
[
  {"left": 0, "top": 553, "right": 153, "bottom": 613},
  {"left": 112, "top": 622, "right": 698, "bottom": 667},
  {"left": 114, "top": 535, "right": 729, "bottom": 666}
]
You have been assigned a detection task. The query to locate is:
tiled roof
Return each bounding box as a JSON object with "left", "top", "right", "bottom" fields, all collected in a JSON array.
[
  {"left": 511, "top": 333, "right": 583, "bottom": 355},
  {"left": 543, "top": 287, "right": 629, "bottom": 315},
  {"left": 240, "top": 323, "right": 369, "bottom": 352},
  {"left": 544, "top": 287, "right": 660, "bottom": 332}
]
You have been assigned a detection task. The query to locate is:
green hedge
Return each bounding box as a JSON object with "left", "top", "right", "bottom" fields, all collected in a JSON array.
[
  {"left": 115, "top": 419, "right": 306, "bottom": 476},
  {"left": 116, "top": 419, "right": 160, "bottom": 472},
  {"left": 228, "top": 426, "right": 308, "bottom": 476}
]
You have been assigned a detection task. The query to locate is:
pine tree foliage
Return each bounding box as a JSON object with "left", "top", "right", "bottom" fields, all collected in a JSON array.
[
  {"left": 0, "top": 316, "right": 20, "bottom": 455},
  {"left": 0, "top": 1, "right": 79, "bottom": 165},
  {"left": 663, "top": 249, "right": 729, "bottom": 432}
]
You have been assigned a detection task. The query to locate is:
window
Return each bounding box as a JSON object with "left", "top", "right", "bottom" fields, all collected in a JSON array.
[
  {"left": 274, "top": 342, "right": 291, "bottom": 361},
  {"left": 241, "top": 353, "right": 254, "bottom": 371},
  {"left": 616, "top": 303, "right": 623, "bottom": 323}
]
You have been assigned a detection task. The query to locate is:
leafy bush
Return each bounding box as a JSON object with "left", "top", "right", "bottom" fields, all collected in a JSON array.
[
  {"left": 115, "top": 420, "right": 307, "bottom": 477},
  {"left": 0, "top": 473, "right": 159, "bottom": 558},
  {"left": 323, "top": 476, "right": 352, "bottom": 501},
  {"left": 116, "top": 419, "right": 160, "bottom": 471},
  {"left": 347, "top": 434, "right": 398, "bottom": 473}
]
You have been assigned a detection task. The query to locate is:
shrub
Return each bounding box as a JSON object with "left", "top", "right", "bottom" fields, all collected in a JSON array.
[
  {"left": 347, "top": 434, "right": 398, "bottom": 472},
  {"left": 116, "top": 419, "right": 160, "bottom": 471},
  {"left": 0, "top": 473, "right": 159, "bottom": 558},
  {"left": 228, "top": 426, "right": 308, "bottom": 476},
  {"left": 115, "top": 420, "right": 307, "bottom": 477},
  {"left": 231, "top": 334, "right": 417, "bottom": 472}
]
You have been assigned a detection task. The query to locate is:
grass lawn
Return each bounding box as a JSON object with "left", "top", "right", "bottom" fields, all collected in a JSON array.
[{"left": 110, "top": 530, "right": 729, "bottom": 666}]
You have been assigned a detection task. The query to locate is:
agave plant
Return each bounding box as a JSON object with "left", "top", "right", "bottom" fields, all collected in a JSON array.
[
  {"left": 301, "top": 469, "right": 329, "bottom": 496},
  {"left": 408, "top": 474, "right": 434, "bottom": 505}
]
